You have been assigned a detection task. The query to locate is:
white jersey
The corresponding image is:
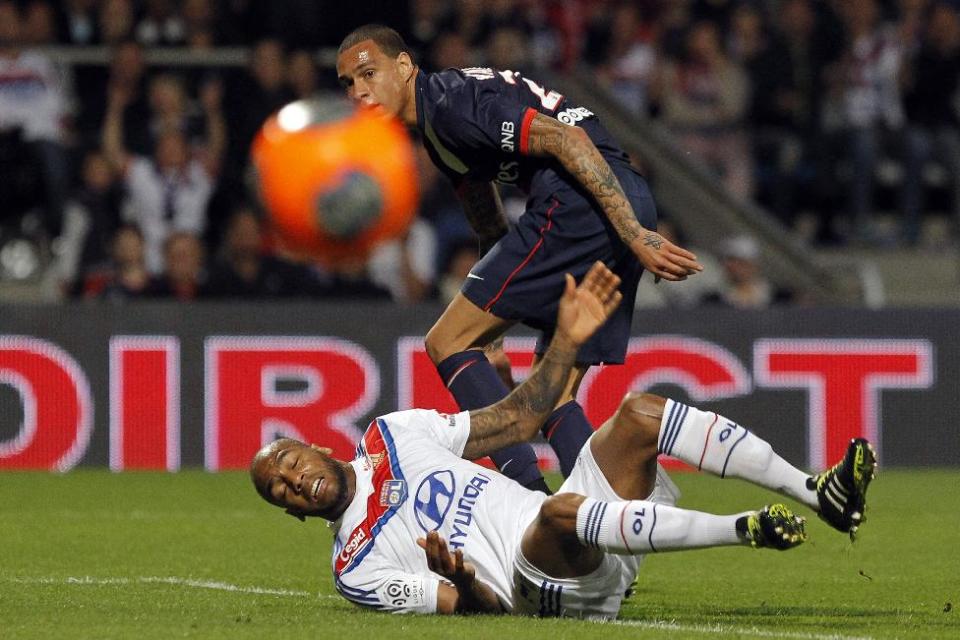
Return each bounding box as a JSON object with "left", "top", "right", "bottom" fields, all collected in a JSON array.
[
  {"left": 331, "top": 409, "right": 546, "bottom": 614},
  {"left": 0, "top": 51, "right": 69, "bottom": 143},
  {"left": 122, "top": 156, "right": 212, "bottom": 274}
]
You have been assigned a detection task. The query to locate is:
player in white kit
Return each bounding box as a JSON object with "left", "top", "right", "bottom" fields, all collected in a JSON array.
[{"left": 251, "top": 263, "right": 875, "bottom": 617}]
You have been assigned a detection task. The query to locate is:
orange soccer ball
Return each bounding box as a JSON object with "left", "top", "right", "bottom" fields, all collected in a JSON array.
[{"left": 251, "top": 98, "right": 419, "bottom": 264}]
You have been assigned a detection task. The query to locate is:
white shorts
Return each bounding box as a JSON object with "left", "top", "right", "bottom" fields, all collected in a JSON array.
[{"left": 510, "top": 435, "right": 680, "bottom": 619}]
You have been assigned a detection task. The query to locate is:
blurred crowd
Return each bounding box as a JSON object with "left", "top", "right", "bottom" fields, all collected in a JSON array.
[{"left": 2, "top": 0, "right": 958, "bottom": 308}]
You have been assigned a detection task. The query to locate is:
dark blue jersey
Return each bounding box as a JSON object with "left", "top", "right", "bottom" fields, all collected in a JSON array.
[
  {"left": 414, "top": 67, "right": 631, "bottom": 192},
  {"left": 414, "top": 69, "right": 657, "bottom": 365}
]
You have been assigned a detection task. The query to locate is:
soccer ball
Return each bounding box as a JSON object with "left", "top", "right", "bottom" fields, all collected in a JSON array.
[{"left": 251, "top": 97, "right": 419, "bottom": 264}]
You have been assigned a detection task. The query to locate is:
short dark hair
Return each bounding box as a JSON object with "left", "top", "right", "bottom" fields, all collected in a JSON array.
[{"left": 338, "top": 24, "right": 412, "bottom": 59}]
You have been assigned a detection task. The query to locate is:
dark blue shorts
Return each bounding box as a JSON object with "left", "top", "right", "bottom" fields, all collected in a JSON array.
[{"left": 461, "top": 161, "right": 656, "bottom": 365}]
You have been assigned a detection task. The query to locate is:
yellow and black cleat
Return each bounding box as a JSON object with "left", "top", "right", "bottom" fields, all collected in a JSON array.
[
  {"left": 809, "top": 438, "right": 877, "bottom": 541},
  {"left": 737, "top": 504, "right": 808, "bottom": 550}
]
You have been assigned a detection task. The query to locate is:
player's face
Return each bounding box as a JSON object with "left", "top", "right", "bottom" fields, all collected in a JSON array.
[
  {"left": 336, "top": 40, "right": 411, "bottom": 120},
  {"left": 252, "top": 441, "right": 350, "bottom": 520}
]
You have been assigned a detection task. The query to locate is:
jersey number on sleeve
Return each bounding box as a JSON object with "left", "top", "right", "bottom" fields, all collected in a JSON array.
[
  {"left": 461, "top": 66, "right": 564, "bottom": 111},
  {"left": 497, "top": 70, "right": 563, "bottom": 111}
]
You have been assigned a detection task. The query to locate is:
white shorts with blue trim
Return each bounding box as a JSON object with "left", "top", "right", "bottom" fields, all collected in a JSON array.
[{"left": 510, "top": 435, "right": 680, "bottom": 619}]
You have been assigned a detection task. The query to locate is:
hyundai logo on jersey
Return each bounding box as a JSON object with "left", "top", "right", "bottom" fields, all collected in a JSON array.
[
  {"left": 448, "top": 472, "right": 491, "bottom": 549},
  {"left": 414, "top": 470, "right": 456, "bottom": 532}
]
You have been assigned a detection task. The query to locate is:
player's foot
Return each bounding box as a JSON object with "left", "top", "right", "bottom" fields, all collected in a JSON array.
[
  {"left": 809, "top": 438, "right": 876, "bottom": 540},
  {"left": 736, "top": 504, "right": 807, "bottom": 550}
]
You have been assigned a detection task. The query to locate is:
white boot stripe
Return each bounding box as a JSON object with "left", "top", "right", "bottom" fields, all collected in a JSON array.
[
  {"left": 826, "top": 484, "right": 847, "bottom": 506},
  {"left": 825, "top": 490, "right": 844, "bottom": 512},
  {"left": 828, "top": 477, "right": 850, "bottom": 497}
]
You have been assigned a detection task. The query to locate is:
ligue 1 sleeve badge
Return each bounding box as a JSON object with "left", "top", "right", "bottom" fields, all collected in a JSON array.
[{"left": 380, "top": 479, "right": 407, "bottom": 507}]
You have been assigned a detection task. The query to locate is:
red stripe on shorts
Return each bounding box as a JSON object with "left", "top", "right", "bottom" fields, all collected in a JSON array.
[{"left": 483, "top": 198, "right": 559, "bottom": 313}]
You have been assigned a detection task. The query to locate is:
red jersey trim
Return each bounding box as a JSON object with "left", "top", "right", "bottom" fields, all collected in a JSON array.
[
  {"left": 519, "top": 107, "right": 537, "bottom": 155},
  {"left": 334, "top": 419, "right": 406, "bottom": 576}
]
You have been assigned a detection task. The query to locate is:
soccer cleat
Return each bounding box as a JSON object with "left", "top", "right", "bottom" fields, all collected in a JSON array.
[
  {"left": 736, "top": 504, "right": 807, "bottom": 550},
  {"left": 809, "top": 438, "right": 877, "bottom": 540}
]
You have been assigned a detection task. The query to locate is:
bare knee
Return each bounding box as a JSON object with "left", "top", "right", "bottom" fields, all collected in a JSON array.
[
  {"left": 522, "top": 492, "right": 603, "bottom": 578},
  {"left": 536, "top": 493, "right": 586, "bottom": 534},
  {"left": 424, "top": 317, "right": 484, "bottom": 364},
  {"left": 585, "top": 394, "right": 663, "bottom": 500},
  {"left": 620, "top": 392, "right": 667, "bottom": 417},
  {"left": 425, "top": 295, "right": 512, "bottom": 365},
  {"left": 424, "top": 323, "right": 450, "bottom": 364},
  {"left": 424, "top": 316, "right": 494, "bottom": 365},
  {"left": 613, "top": 392, "right": 666, "bottom": 448}
]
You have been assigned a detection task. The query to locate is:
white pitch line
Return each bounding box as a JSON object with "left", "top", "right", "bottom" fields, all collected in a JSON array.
[
  {"left": 607, "top": 618, "right": 875, "bottom": 640},
  {"left": 4, "top": 575, "right": 338, "bottom": 599},
  {"left": 138, "top": 576, "right": 316, "bottom": 597},
  {"left": 4, "top": 577, "right": 879, "bottom": 638}
]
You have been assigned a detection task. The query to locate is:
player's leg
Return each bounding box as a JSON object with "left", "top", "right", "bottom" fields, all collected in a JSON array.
[
  {"left": 609, "top": 393, "right": 876, "bottom": 536},
  {"left": 426, "top": 293, "right": 550, "bottom": 493},
  {"left": 521, "top": 393, "right": 808, "bottom": 579},
  {"left": 529, "top": 253, "right": 644, "bottom": 479},
  {"left": 586, "top": 393, "right": 662, "bottom": 500},
  {"left": 533, "top": 362, "right": 594, "bottom": 478},
  {"left": 425, "top": 292, "right": 514, "bottom": 364},
  {"left": 520, "top": 492, "right": 805, "bottom": 580},
  {"left": 533, "top": 162, "right": 653, "bottom": 480},
  {"left": 427, "top": 191, "right": 606, "bottom": 494}
]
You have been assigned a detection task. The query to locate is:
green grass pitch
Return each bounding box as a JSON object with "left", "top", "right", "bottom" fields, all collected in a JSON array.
[{"left": 1, "top": 469, "right": 957, "bottom": 639}]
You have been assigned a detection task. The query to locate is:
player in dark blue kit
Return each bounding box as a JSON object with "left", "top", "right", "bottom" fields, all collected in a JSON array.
[{"left": 336, "top": 25, "right": 703, "bottom": 493}]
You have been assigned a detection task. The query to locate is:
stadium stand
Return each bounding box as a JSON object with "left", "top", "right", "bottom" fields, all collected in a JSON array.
[{"left": 1, "top": 0, "right": 958, "bottom": 305}]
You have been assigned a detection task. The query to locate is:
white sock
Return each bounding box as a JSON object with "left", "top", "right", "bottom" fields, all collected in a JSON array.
[
  {"left": 659, "top": 400, "right": 817, "bottom": 510},
  {"left": 575, "top": 497, "right": 746, "bottom": 554}
]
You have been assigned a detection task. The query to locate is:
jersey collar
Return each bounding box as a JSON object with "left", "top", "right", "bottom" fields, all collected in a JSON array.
[{"left": 330, "top": 458, "right": 372, "bottom": 534}]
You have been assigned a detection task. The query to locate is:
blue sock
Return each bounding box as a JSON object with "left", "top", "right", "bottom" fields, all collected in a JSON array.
[
  {"left": 436, "top": 350, "right": 550, "bottom": 493},
  {"left": 542, "top": 400, "right": 594, "bottom": 477}
]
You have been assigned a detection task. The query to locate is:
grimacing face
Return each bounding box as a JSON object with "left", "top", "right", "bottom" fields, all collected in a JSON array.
[
  {"left": 250, "top": 439, "right": 351, "bottom": 521},
  {"left": 335, "top": 40, "right": 414, "bottom": 120}
]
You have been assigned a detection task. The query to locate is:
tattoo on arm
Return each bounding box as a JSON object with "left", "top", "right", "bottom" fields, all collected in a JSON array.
[
  {"left": 643, "top": 233, "right": 663, "bottom": 250},
  {"left": 463, "top": 338, "right": 577, "bottom": 459},
  {"left": 526, "top": 113, "right": 644, "bottom": 246},
  {"left": 455, "top": 179, "right": 509, "bottom": 256}
]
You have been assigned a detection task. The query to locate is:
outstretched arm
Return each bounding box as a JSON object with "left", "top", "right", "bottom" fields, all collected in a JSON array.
[
  {"left": 454, "top": 178, "right": 509, "bottom": 256},
  {"left": 462, "top": 261, "right": 622, "bottom": 460},
  {"left": 101, "top": 84, "right": 130, "bottom": 172},
  {"left": 525, "top": 113, "right": 703, "bottom": 282}
]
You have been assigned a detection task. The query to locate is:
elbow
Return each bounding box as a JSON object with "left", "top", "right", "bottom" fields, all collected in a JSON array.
[
  {"left": 562, "top": 124, "right": 591, "bottom": 150},
  {"left": 554, "top": 125, "right": 592, "bottom": 164}
]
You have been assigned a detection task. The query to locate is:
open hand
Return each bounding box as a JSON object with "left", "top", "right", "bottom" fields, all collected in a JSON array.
[
  {"left": 630, "top": 230, "right": 703, "bottom": 282},
  {"left": 556, "top": 261, "right": 623, "bottom": 346},
  {"left": 417, "top": 531, "right": 476, "bottom": 588}
]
